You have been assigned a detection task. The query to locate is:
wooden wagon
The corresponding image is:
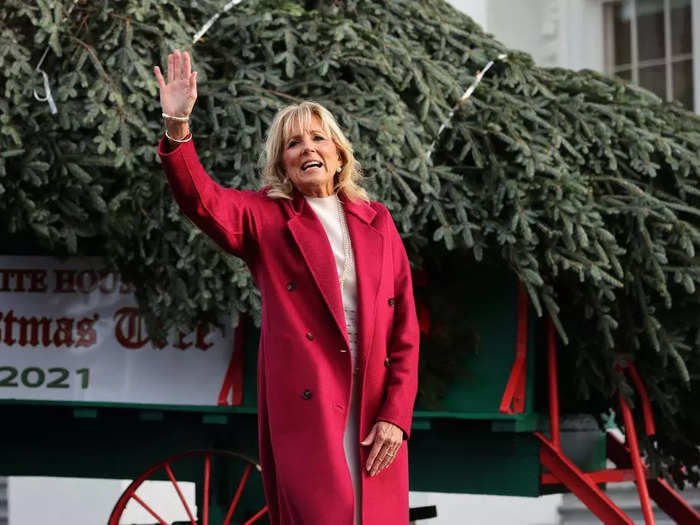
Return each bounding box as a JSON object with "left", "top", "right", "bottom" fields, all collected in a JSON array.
[{"left": 0, "top": 254, "right": 697, "bottom": 524}]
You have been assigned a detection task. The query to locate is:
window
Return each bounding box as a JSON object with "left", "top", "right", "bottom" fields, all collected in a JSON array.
[{"left": 604, "top": 0, "right": 694, "bottom": 110}]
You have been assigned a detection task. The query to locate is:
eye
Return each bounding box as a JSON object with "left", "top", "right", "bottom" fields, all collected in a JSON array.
[
  {"left": 287, "top": 139, "right": 298, "bottom": 148},
  {"left": 313, "top": 135, "right": 325, "bottom": 141}
]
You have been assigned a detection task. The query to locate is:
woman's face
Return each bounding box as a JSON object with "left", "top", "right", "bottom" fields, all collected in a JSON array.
[{"left": 281, "top": 115, "right": 342, "bottom": 197}]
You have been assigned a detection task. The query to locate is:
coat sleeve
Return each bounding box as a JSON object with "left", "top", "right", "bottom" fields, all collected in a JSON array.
[
  {"left": 376, "top": 207, "right": 420, "bottom": 439},
  {"left": 158, "top": 136, "right": 263, "bottom": 260}
]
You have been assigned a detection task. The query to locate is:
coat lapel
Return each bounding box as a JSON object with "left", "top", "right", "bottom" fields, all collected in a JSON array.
[
  {"left": 286, "top": 194, "right": 349, "bottom": 348},
  {"left": 285, "top": 192, "right": 384, "bottom": 360},
  {"left": 341, "top": 194, "right": 383, "bottom": 364}
]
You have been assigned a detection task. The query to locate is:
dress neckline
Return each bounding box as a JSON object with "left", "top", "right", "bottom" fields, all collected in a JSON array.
[{"left": 304, "top": 193, "right": 338, "bottom": 203}]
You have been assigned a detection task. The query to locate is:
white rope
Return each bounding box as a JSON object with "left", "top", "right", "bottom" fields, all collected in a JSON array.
[
  {"left": 32, "top": 1, "right": 82, "bottom": 115},
  {"left": 30, "top": 0, "right": 246, "bottom": 113},
  {"left": 33, "top": 46, "right": 58, "bottom": 115},
  {"left": 426, "top": 53, "right": 508, "bottom": 160},
  {"left": 193, "top": 0, "right": 245, "bottom": 44}
]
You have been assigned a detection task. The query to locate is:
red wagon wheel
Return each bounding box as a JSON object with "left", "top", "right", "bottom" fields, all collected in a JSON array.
[{"left": 108, "top": 450, "right": 268, "bottom": 525}]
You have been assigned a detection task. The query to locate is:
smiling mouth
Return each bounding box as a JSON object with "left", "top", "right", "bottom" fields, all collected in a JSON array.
[{"left": 302, "top": 161, "right": 323, "bottom": 171}]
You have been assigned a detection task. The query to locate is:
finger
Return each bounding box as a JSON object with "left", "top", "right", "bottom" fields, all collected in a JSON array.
[
  {"left": 154, "top": 66, "right": 166, "bottom": 90},
  {"left": 375, "top": 451, "right": 392, "bottom": 475},
  {"left": 365, "top": 436, "right": 385, "bottom": 473},
  {"left": 359, "top": 425, "right": 376, "bottom": 446},
  {"left": 365, "top": 442, "right": 381, "bottom": 473},
  {"left": 167, "top": 53, "right": 174, "bottom": 83},
  {"left": 173, "top": 50, "right": 182, "bottom": 80},
  {"left": 370, "top": 442, "right": 392, "bottom": 476},
  {"left": 377, "top": 444, "right": 400, "bottom": 474},
  {"left": 379, "top": 443, "right": 400, "bottom": 472},
  {"left": 183, "top": 51, "right": 192, "bottom": 79},
  {"left": 189, "top": 71, "right": 197, "bottom": 98}
]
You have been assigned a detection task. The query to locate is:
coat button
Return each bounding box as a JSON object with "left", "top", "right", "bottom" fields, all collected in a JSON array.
[
  {"left": 302, "top": 389, "right": 312, "bottom": 400},
  {"left": 384, "top": 357, "right": 392, "bottom": 368},
  {"left": 306, "top": 332, "right": 314, "bottom": 341},
  {"left": 388, "top": 297, "right": 395, "bottom": 306},
  {"left": 286, "top": 281, "right": 296, "bottom": 291}
]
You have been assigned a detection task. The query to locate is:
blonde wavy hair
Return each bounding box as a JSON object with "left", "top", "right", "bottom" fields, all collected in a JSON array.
[{"left": 261, "top": 101, "right": 368, "bottom": 201}]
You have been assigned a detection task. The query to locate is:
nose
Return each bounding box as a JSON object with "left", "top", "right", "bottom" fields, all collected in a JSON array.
[{"left": 301, "top": 135, "right": 315, "bottom": 152}]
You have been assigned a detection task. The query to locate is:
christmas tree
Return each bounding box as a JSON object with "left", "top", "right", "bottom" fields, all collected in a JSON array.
[{"left": 2, "top": 0, "right": 699, "bottom": 486}]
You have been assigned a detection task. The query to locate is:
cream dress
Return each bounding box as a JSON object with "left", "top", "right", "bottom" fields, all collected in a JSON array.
[{"left": 304, "top": 194, "right": 362, "bottom": 525}]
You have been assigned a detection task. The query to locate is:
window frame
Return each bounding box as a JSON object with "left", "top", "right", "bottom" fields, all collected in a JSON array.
[{"left": 602, "top": 0, "right": 699, "bottom": 112}]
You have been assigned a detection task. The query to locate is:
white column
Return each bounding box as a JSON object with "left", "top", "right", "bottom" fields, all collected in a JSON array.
[{"left": 567, "top": 0, "right": 606, "bottom": 72}]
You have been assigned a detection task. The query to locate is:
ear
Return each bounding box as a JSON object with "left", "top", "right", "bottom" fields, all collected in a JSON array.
[{"left": 333, "top": 139, "right": 343, "bottom": 163}]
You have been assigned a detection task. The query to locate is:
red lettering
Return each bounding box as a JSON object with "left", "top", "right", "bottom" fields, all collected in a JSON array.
[
  {"left": 146, "top": 317, "right": 168, "bottom": 350},
  {"left": 76, "top": 270, "right": 99, "bottom": 293},
  {"left": 52, "top": 318, "right": 74, "bottom": 347},
  {"left": 2, "top": 310, "right": 16, "bottom": 345},
  {"left": 18, "top": 316, "right": 51, "bottom": 346},
  {"left": 0, "top": 310, "right": 99, "bottom": 348},
  {"left": 28, "top": 270, "right": 47, "bottom": 292},
  {"left": 54, "top": 270, "right": 76, "bottom": 293},
  {"left": 114, "top": 307, "right": 149, "bottom": 349},
  {"left": 75, "top": 314, "right": 99, "bottom": 347},
  {"left": 12, "top": 270, "right": 26, "bottom": 292},
  {"left": 0, "top": 269, "right": 48, "bottom": 292},
  {"left": 114, "top": 308, "right": 171, "bottom": 349},
  {"left": 0, "top": 270, "right": 10, "bottom": 292},
  {"left": 98, "top": 270, "right": 117, "bottom": 294},
  {"left": 113, "top": 308, "right": 212, "bottom": 351},
  {"left": 174, "top": 331, "right": 192, "bottom": 350}
]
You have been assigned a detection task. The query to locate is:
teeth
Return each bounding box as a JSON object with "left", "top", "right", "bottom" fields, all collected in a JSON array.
[{"left": 302, "top": 161, "right": 322, "bottom": 170}]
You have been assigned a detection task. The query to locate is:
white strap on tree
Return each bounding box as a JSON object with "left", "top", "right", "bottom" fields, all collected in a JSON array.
[
  {"left": 427, "top": 53, "right": 508, "bottom": 160},
  {"left": 33, "top": 0, "right": 81, "bottom": 115},
  {"left": 193, "top": 0, "right": 245, "bottom": 44},
  {"left": 33, "top": 46, "right": 58, "bottom": 115}
]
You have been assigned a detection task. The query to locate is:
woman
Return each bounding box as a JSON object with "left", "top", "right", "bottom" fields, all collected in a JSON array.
[{"left": 154, "top": 50, "right": 419, "bottom": 525}]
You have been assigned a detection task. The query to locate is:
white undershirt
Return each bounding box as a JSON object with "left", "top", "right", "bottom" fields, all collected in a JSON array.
[
  {"left": 303, "top": 194, "right": 359, "bottom": 351},
  {"left": 304, "top": 194, "right": 362, "bottom": 525}
]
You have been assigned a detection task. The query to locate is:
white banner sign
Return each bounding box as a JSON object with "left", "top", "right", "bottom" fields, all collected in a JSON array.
[{"left": 0, "top": 256, "right": 239, "bottom": 407}]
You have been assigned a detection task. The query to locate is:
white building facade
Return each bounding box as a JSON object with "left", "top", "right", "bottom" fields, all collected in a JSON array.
[{"left": 451, "top": 0, "right": 700, "bottom": 114}]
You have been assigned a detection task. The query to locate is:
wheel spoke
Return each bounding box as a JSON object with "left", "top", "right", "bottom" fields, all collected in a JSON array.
[
  {"left": 242, "top": 506, "right": 269, "bottom": 525},
  {"left": 131, "top": 493, "right": 170, "bottom": 525},
  {"left": 164, "top": 463, "right": 198, "bottom": 525},
  {"left": 202, "top": 454, "right": 211, "bottom": 525},
  {"left": 222, "top": 463, "right": 253, "bottom": 525},
  {"left": 109, "top": 450, "right": 266, "bottom": 525}
]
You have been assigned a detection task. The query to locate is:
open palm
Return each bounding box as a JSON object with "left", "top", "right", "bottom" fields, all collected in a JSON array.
[{"left": 153, "top": 50, "right": 197, "bottom": 117}]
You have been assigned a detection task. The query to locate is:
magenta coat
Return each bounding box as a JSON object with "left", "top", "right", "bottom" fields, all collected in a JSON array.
[{"left": 159, "top": 138, "right": 420, "bottom": 525}]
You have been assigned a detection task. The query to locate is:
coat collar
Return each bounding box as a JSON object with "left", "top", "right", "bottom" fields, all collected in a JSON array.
[
  {"left": 285, "top": 190, "right": 382, "bottom": 356},
  {"left": 289, "top": 190, "right": 377, "bottom": 224}
]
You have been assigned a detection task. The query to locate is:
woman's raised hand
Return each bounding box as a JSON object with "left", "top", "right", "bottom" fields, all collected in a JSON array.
[{"left": 154, "top": 50, "right": 198, "bottom": 119}]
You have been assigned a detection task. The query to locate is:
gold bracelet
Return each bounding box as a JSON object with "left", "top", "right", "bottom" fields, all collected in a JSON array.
[
  {"left": 165, "top": 130, "right": 192, "bottom": 143},
  {"left": 162, "top": 112, "right": 190, "bottom": 122}
]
